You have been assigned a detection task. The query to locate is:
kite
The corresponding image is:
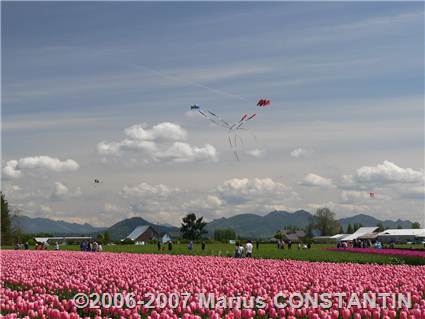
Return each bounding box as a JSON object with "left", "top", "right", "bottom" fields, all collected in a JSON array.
[
  {"left": 94, "top": 179, "right": 102, "bottom": 184},
  {"left": 369, "top": 192, "right": 375, "bottom": 199},
  {"left": 189, "top": 98, "right": 271, "bottom": 160}
]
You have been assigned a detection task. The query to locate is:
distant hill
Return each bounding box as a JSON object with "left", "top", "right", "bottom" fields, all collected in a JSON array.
[
  {"left": 105, "top": 217, "right": 179, "bottom": 241},
  {"left": 205, "top": 211, "right": 415, "bottom": 239},
  {"left": 338, "top": 214, "right": 413, "bottom": 230},
  {"left": 12, "top": 211, "right": 415, "bottom": 240},
  {"left": 12, "top": 215, "right": 106, "bottom": 235},
  {"left": 206, "top": 210, "right": 312, "bottom": 239}
]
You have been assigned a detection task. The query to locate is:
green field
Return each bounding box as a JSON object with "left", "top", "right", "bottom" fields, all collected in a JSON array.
[{"left": 4, "top": 243, "right": 424, "bottom": 265}]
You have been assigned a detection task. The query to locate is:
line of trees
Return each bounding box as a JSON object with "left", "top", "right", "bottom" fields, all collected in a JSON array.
[{"left": 213, "top": 228, "right": 236, "bottom": 242}]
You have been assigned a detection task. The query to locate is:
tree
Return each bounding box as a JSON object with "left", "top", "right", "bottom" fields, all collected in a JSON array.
[
  {"left": 347, "top": 224, "right": 353, "bottom": 234},
  {"left": 305, "top": 223, "right": 314, "bottom": 238},
  {"left": 274, "top": 231, "right": 283, "bottom": 240},
  {"left": 312, "top": 208, "right": 340, "bottom": 236},
  {"left": 103, "top": 231, "right": 111, "bottom": 243},
  {"left": 338, "top": 225, "right": 344, "bottom": 234},
  {"left": 376, "top": 223, "right": 384, "bottom": 232},
  {"left": 1, "top": 192, "right": 13, "bottom": 245},
  {"left": 214, "top": 228, "right": 236, "bottom": 242},
  {"left": 397, "top": 224, "right": 402, "bottom": 229},
  {"left": 180, "top": 213, "right": 208, "bottom": 240},
  {"left": 411, "top": 222, "right": 421, "bottom": 229}
]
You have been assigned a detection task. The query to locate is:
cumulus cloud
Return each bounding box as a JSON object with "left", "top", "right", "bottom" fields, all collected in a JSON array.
[
  {"left": 50, "top": 182, "right": 82, "bottom": 200},
  {"left": 124, "top": 122, "right": 187, "bottom": 141},
  {"left": 300, "top": 173, "right": 334, "bottom": 188},
  {"left": 290, "top": 148, "right": 312, "bottom": 158},
  {"left": 97, "top": 122, "right": 217, "bottom": 163},
  {"left": 218, "top": 177, "right": 290, "bottom": 197},
  {"left": 2, "top": 156, "right": 79, "bottom": 179},
  {"left": 246, "top": 149, "right": 264, "bottom": 158},
  {"left": 156, "top": 142, "right": 217, "bottom": 163},
  {"left": 121, "top": 182, "right": 180, "bottom": 198},
  {"left": 340, "top": 190, "right": 384, "bottom": 202},
  {"left": 185, "top": 195, "right": 223, "bottom": 211},
  {"left": 344, "top": 160, "right": 424, "bottom": 185}
]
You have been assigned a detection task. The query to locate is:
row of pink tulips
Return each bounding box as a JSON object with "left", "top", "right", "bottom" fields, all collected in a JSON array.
[
  {"left": 1, "top": 251, "right": 424, "bottom": 319},
  {"left": 326, "top": 248, "right": 425, "bottom": 258}
]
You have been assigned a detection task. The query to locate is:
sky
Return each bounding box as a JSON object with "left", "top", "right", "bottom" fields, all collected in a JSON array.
[{"left": 1, "top": 2, "right": 424, "bottom": 227}]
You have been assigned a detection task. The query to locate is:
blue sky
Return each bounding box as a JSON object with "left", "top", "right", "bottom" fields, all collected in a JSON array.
[{"left": 2, "top": 2, "right": 424, "bottom": 227}]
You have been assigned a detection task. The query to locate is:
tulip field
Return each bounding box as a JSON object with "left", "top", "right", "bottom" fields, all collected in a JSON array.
[
  {"left": 1, "top": 250, "right": 425, "bottom": 319},
  {"left": 40, "top": 243, "right": 425, "bottom": 265}
]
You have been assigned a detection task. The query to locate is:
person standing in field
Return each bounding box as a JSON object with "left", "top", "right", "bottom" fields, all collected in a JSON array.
[
  {"left": 201, "top": 241, "right": 206, "bottom": 251},
  {"left": 256, "top": 241, "right": 259, "bottom": 250},
  {"left": 188, "top": 241, "right": 193, "bottom": 252},
  {"left": 245, "top": 240, "right": 253, "bottom": 257},
  {"left": 157, "top": 241, "right": 161, "bottom": 251},
  {"left": 168, "top": 241, "right": 173, "bottom": 251},
  {"left": 55, "top": 242, "right": 60, "bottom": 251}
]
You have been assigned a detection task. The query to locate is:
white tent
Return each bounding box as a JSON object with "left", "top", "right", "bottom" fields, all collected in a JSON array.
[
  {"left": 340, "top": 227, "right": 379, "bottom": 241},
  {"left": 161, "top": 233, "right": 171, "bottom": 243},
  {"left": 330, "top": 234, "right": 350, "bottom": 240},
  {"left": 377, "top": 229, "right": 425, "bottom": 243}
]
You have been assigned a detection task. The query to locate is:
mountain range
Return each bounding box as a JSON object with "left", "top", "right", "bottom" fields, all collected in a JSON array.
[
  {"left": 12, "top": 210, "right": 416, "bottom": 239},
  {"left": 12, "top": 215, "right": 107, "bottom": 235}
]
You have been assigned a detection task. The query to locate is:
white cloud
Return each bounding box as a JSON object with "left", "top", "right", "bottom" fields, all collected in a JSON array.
[
  {"left": 156, "top": 142, "right": 217, "bottom": 163},
  {"left": 97, "top": 122, "right": 217, "bottom": 163},
  {"left": 185, "top": 195, "right": 223, "bottom": 210},
  {"left": 290, "top": 148, "right": 312, "bottom": 158},
  {"left": 246, "top": 149, "right": 264, "bottom": 158},
  {"left": 218, "top": 177, "right": 289, "bottom": 197},
  {"left": 344, "top": 160, "right": 424, "bottom": 185},
  {"left": 2, "top": 156, "right": 79, "bottom": 179},
  {"left": 3, "top": 160, "right": 22, "bottom": 179},
  {"left": 98, "top": 139, "right": 158, "bottom": 156},
  {"left": 121, "top": 182, "right": 180, "bottom": 198},
  {"left": 301, "top": 173, "right": 334, "bottom": 188},
  {"left": 50, "top": 182, "right": 82, "bottom": 200},
  {"left": 341, "top": 190, "right": 378, "bottom": 203},
  {"left": 124, "top": 122, "right": 187, "bottom": 142}
]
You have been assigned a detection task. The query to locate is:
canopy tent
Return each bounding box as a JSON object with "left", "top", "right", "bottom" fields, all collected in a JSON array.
[
  {"left": 377, "top": 229, "right": 425, "bottom": 243},
  {"left": 340, "top": 227, "right": 379, "bottom": 241}
]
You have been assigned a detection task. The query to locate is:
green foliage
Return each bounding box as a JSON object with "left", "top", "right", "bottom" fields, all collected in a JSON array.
[
  {"left": 274, "top": 231, "right": 283, "bottom": 240},
  {"left": 312, "top": 208, "right": 340, "bottom": 236},
  {"left": 213, "top": 228, "right": 236, "bottom": 242},
  {"left": 347, "top": 224, "right": 353, "bottom": 234},
  {"left": 120, "top": 238, "right": 134, "bottom": 245},
  {"left": 1, "top": 192, "right": 13, "bottom": 245},
  {"left": 411, "top": 222, "right": 421, "bottom": 229},
  {"left": 305, "top": 224, "right": 314, "bottom": 238},
  {"left": 376, "top": 223, "right": 384, "bottom": 232},
  {"left": 180, "top": 213, "right": 208, "bottom": 240}
]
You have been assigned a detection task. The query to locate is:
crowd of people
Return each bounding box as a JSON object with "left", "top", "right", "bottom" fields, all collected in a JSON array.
[
  {"left": 277, "top": 239, "right": 311, "bottom": 250},
  {"left": 79, "top": 240, "right": 103, "bottom": 252},
  {"left": 337, "top": 239, "right": 393, "bottom": 249}
]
